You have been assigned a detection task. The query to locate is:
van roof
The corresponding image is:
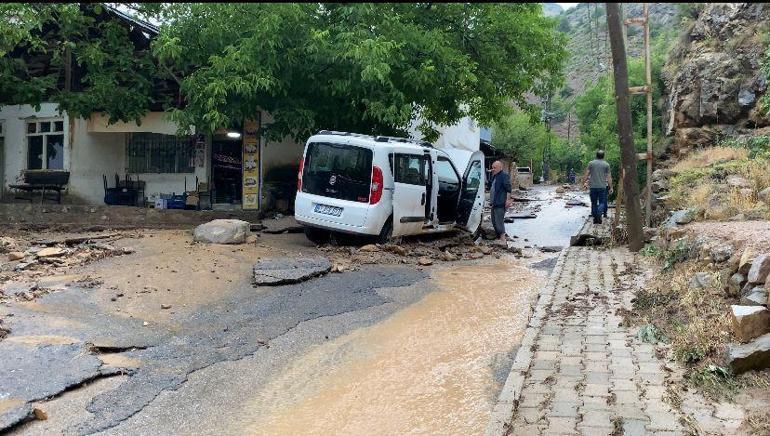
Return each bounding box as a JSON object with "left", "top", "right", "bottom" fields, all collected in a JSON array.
[{"left": 309, "top": 130, "right": 435, "bottom": 151}]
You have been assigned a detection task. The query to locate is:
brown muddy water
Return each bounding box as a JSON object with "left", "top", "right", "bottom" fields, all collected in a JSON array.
[{"left": 233, "top": 260, "right": 545, "bottom": 435}]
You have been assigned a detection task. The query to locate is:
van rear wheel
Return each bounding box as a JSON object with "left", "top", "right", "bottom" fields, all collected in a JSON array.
[
  {"left": 304, "top": 227, "right": 330, "bottom": 245},
  {"left": 376, "top": 218, "right": 393, "bottom": 244}
]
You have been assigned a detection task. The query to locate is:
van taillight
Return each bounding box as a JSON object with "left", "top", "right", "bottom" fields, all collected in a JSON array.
[
  {"left": 370, "top": 165, "right": 383, "bottom": 204},
  {"left": 297, "top": 158, "right": 304, "bottom": 192}
]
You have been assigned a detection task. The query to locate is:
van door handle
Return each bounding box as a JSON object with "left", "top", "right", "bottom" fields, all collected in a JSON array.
[{"left": 421, "top": 192, "right": 426, "bottom": 205}]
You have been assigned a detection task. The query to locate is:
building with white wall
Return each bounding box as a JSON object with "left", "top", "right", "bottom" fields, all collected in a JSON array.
[{"left": 0, "top": 103, "right": 303, "bottom": 210}]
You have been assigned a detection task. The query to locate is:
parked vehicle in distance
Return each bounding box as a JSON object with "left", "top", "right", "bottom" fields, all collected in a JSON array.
[
  {"left": 295, "top": 130, "right": 485, "bottom": 243},
  {"left": 516, "top": 166, "right": 534, "bottom": 189}
]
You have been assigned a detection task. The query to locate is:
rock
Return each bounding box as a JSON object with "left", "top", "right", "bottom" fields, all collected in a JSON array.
[
  {"left": 555, "top": 187, "right": 565, "bottom": 194},
  {"left": 665, "top": 209, "right": 695, "bottom": 228},
  {"left": 739, "top": 248, "right": 756, "bottom": 275},
  {"left": 747, "top": 253, "right": 770, "bottom": 284},
  {"left": 0, "top": 236, "right": 18, "bottom": 253},
  {"left": 383, "top": 244, "right": 407, "bottom": 256},
  {"left": 193, "top": 219, "right": 251, "bottom": 244},
  {"left": 728, "top": 273, "right": 747, "bottom": 295},
  {"left": 161, "top": 304, "right": 172, "bottom": 310},
  {"left": 759, "top": 187, "right": 770, "bottom": 203},
  {"left": 643, "top": 227, "right": 658, "bottom": 242},
  {"left": 688, "top": 272, "right": 713, "bottom": 290},
  {"left": 142, "top": 321, "right": 149, "bottom": 327},
  {"left": 539, "top": 246, "right": 562, "bottom": 253},
  {"left": 7, "top": 252, "right": 24, "bottom": 261},
  {"left": 726, "top": 175, "right": 751, "bottom": 188},
  {"left": 36, "top": 247, "right": 65, "bottom": 258},
  {"left": 740, "top": 286, "right": 767, "bottom": 306},
  {"left": 33, "top": 407, "right": 48, "bottom": 421},
  {"left": 439, "top": 251, "right": 458, "bottom": 262},
  {"left": 652, "top": 169, "right": 674, "bottom": 181},
  {"left": 245, "top": 235, "right": 258, "bottom": 244},
  {"left": 731, "top": 305, "right": 770, "bottom": 343},
  {"left": 651, "top": 180, "right": 668, "bottom": 193},
  {"left": 727, "top": 333, "right": 770, "bottom": 374},
  {"left": 709, "top": 244, "right": 733, "bottom": 263},
  {"left": 252, "top": 256, "right": 332, "bottom": 285},
  {"left": 507, "top": 246, "right": 523, "bottom": 255},
  {"left": 358, "top": 244, "right": 380, "bottom": 253},
  {"left": 479, "top": 246, "right": 493, "bottom": 255},
  {"left": 417, "top": 257, "right": 433, "bottom": 266}
]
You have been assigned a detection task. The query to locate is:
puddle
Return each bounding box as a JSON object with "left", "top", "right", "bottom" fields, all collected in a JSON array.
[
  {"left": 233, "top": 261, "right": 544, "bottom": 435},
  {"left": 4, "top": 335, "right": 80, "bottom": 346}
]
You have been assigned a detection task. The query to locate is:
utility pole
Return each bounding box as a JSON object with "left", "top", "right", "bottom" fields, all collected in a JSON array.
[{"left": 606, "top": 3, "right": 644, "bottom": 252}]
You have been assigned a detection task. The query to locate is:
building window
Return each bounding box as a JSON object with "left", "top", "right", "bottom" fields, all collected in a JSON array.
[
  {"left": 127, "top": 133, "right": 195, "bottom": 173},
  {"left": 26, "top": 119, "right": 65, "bottom": 170}
]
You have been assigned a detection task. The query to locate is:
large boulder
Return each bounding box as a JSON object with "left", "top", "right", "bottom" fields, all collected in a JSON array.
[
  {"left": 740, "top": 286, "right": 767, "bottom": 306},
  {"left": 730, "top": 305, "right": 770, "bottom": 342},
  {"left": 747, "top": 253, "right": 770, "bottom": 284},
  {"left": 727, "top": 333, "right": 770, "bottom": 374},
  {"left": 728, "top": 273, "right": 746, "bottom": 296},
  {"left": 193, "top": 219, "right": 251, "bottom": 244},
  {"left": 739, "top": 248, "right": 756, "bottom": 275},
  {"left": 252, "top": 256, "right": 331, "bottom": 286}
]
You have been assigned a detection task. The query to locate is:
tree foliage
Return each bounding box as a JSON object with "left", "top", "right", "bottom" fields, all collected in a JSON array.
[
  {"left": 573, "top": 35, "right": 668, "bottom": 187},
  {"left": 0, "top": 3, "right": 166, "bottom": 124},
  {"left": 154, "top": 3, "right": 567, "bottom": 140}
]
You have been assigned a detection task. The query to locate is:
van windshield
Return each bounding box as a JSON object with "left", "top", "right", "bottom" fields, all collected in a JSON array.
[{"left": 302, "top": 142, "right": 373, "bottom": 202}]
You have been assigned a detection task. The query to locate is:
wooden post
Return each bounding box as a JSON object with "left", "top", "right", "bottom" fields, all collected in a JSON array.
[
  {"left": 606, "top": 3, "right": 644, "bottom": 251},
  {"left": 643, "top": 3, "right": 653, "bottom": 227}
]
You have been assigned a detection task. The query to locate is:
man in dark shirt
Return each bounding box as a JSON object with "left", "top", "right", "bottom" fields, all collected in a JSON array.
[
  {"left": 583, "top": 150, "right": 613, "bottom": 224},
  {"left": 489, "top": 160, "right": 512, "bottom": 242}
]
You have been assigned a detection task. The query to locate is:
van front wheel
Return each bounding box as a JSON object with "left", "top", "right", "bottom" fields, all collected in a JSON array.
[{"left": 376, "top": 218, "right": 393, "bottom": 244}]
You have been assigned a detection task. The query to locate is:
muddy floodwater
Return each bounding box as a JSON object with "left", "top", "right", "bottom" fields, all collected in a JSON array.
[{"left": 233, "top": 261, "right": 545, "bottom": 435}]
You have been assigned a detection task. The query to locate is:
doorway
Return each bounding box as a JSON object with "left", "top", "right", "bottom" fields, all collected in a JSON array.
[{"left": 211, "top": 131, "right": 243, "bottom": 205}]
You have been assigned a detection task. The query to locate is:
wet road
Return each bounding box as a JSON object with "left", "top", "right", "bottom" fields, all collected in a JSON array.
[
  {"left": 506, "top": 185, "right": 590, "bottom": 248},
  {"left": 3, "top": 186, "right": 589, "bottom": 435}
]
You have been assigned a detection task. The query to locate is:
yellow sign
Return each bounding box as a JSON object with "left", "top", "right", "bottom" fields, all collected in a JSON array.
[{"left": 242, "top": 115, "right": 261, "bottom": 210}]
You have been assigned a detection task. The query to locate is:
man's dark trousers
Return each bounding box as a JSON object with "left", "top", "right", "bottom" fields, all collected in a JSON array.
[{"left": 589, "top": 188, "right": 608, "bottom": 222}]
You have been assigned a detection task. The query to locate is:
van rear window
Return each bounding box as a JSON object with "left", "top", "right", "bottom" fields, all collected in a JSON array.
[{"left": 302, "top": 142, "right": 373, "bottom": 202}]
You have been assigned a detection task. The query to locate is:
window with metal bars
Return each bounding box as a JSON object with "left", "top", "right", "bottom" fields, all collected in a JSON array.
[{"left": 126, "top": 133, "right": 195, "bottom": 173}]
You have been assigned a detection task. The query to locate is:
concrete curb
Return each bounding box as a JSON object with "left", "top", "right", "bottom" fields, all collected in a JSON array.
[{"left": 484, "top": 247, "right": 570, "bottom": 436}]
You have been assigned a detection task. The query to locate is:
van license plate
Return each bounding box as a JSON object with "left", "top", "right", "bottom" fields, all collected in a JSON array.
[{"left": 314, "top": 204, "right": 343, "bottom": 217}]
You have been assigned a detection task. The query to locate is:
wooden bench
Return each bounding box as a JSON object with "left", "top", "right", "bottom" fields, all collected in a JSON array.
[{"left": 9, "top": 170, "right": 70, "bottom": 204}]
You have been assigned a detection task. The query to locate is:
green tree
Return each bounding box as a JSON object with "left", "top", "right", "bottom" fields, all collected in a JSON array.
[
  {"left": 0, "top": 3, "right": 166, "bottom": 124},
  {"left": 154, "top": 3, "right": 567, "bottom": 140}
]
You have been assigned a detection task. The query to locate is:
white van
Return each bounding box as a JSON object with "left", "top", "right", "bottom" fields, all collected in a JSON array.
[{"left": 295, "top": 131, "right": 485, "bottom": 243}]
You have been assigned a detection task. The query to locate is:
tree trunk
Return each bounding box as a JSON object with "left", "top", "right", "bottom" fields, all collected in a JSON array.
[{"left": 605, "top": 3, "right": 644, "bottom": 252}]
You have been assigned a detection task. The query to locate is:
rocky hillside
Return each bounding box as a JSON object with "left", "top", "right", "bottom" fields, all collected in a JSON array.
[
  {"left": 662, "top": 3, "right": 770, "bottom": 157},
  {"left": 548, "top": 3, "right": 678, "bottom": 138}
]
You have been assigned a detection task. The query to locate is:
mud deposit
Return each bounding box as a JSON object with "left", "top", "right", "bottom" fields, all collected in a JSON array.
[{"left": 234, "top": 260, "right": 544, "bottom": 435}]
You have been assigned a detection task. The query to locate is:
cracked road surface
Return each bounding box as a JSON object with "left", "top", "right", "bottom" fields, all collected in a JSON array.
[
  {"left": 2, "top": 263, "right": 426, "bottom": 435},
  {"left": 3, "top": 189, "right": 582, "bottom": 435}
]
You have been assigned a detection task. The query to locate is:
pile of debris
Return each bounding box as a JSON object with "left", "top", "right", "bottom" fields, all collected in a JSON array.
[
  {"left": 0, "top": 232, "right": 133, "bottom": 302},
  {"left": 728, "top": 249, "right": 770, "bottom": 373},
  {"left": 318, "top": 233, "right": 518, "bottom": 272}
]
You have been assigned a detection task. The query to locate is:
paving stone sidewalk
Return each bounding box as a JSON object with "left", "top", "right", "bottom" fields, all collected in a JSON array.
[{"left": 487, "top": 243, "right": 747, "bottom": 436}]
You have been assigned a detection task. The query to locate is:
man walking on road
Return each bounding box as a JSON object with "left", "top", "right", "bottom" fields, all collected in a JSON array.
[
  {"left": 583, "top": 150, "right": 613, "bottom": 224},
  {"left": 489, "top": 160, "right": 512, "bottom": 242}
]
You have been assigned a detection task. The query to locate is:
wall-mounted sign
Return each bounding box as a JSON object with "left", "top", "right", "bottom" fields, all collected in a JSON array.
[{"left": 242, "top": 115, "right": 261, "bottom": 210}]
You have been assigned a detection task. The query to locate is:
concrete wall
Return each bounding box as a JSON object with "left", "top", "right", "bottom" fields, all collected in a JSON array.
[
  {"left": 0, "top": 103, "right": 71, "bottom": 198},
  {"left": 0, "top": 104, "right": 206, "bottom": 205}
]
